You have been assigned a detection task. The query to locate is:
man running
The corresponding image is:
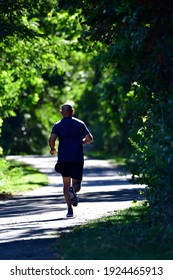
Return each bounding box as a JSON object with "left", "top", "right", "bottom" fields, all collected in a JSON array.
[{"left": 49, "top": 103, "right": 93, "bottom": 217}]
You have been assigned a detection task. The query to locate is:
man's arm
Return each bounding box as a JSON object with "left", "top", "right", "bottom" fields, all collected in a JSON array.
[
  {"left": 49, "top": 133, "right": 58, "bottom": 155},
  {"left": 83, "top": 133, "right": 93, "bottom": 145}
]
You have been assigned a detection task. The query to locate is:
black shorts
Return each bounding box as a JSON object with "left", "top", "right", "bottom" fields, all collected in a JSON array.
[{"left": 55, "top": 161, "right": 84, "bottom": 180}]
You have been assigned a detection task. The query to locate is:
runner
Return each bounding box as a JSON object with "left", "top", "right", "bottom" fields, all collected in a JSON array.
[{"left": 49, "top": 103, "right": 93, "bottom": 217}]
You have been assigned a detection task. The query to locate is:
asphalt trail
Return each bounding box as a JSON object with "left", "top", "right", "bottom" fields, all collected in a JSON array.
[{"left": 0, "top": 155, "right": 145, "bottom": 259}]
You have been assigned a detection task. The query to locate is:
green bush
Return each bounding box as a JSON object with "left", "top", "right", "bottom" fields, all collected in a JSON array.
[
  {"left": 129, "top": 87, "right": 173, "bottom": 223},
  {"left": 0, "top": 158, "right": 23, "bottom": 194}
]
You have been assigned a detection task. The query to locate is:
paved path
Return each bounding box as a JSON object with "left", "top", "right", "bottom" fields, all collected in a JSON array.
[{"left": 0, "top": 155, "right": 145, "bottom": 259}]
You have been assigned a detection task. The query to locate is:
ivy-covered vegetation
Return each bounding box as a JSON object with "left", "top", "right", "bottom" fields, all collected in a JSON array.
[{"left": 0, "top": 1, "right": 173, "bottom": 225}]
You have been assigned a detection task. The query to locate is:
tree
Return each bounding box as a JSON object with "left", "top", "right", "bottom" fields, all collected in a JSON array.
[
  {"left": 60, "top": 0, "right": 173, "bottom": 222},
  {"left": 0, "top": 2, "right": 94, "bottom": 154},
  {"left": 0, "top": 0, "right": 57, "bottom": 154}
]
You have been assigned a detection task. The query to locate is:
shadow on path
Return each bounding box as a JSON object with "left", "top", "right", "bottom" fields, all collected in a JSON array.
[
  {"left": 80, "top": 188, "right": 144, "bottom": 203},
  {"left": 0, "top": 194, "right": 65, "bottom": 218},
  {"left": 0, "top": 155, "right": 145, "bottom": 259}
]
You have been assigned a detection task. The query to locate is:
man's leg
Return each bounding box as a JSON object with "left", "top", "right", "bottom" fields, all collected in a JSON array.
[
  {"left": 67, "top": 178, "right": 81, "bottom": 208},
  {"left": 72, "top": 179, "right": 81, "bottom": 192},
  {"left": 62, "top": 176, "right": 71, "bottom": 209},
  {"left": 68, "top": 178, "right": 80, "bottom": 207}
]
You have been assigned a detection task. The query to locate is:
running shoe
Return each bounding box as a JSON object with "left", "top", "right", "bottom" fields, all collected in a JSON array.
[
  {"left": 69, "top": 186, "right": 78, "bottom": 206},
  {"left": 66, "top": 207, "right": 73, "bottom": 217}
]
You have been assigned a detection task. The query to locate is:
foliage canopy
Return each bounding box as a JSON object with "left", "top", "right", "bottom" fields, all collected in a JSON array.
[{"left": 1, "top": 0, "right": 173, "bottom": 223}]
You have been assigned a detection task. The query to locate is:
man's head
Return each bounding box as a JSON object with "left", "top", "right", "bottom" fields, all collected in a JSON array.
[{"left": 60, "top": 103, "right": 74, "bottom": 117}]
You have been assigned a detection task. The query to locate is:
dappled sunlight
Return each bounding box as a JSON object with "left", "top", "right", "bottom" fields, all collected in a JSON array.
[
  {"left": 0, "top": 192, "right": 66, "bottom": 244},
  {"left": 6, "top": 155, "right": 57, "bottom": 175},
  {"left": 0, "top": 155, "right": 145, "bottom": 259}
]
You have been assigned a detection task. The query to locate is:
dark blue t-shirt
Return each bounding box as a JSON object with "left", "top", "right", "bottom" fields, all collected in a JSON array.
[{"left": 51, "top": 117, "right": 90, "bottom": 162}]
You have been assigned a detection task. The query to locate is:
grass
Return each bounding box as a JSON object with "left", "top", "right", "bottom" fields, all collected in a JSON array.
[
  {"left": 0, "top": 160, "right": 48, "bottom": 199},
  {"left": 55, "top": 204, "right": 173, "bottom": 260}
]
